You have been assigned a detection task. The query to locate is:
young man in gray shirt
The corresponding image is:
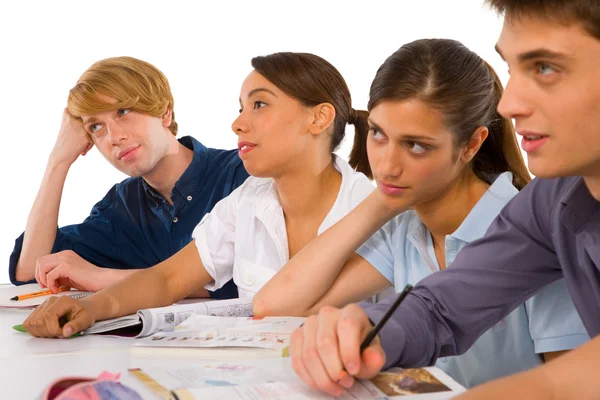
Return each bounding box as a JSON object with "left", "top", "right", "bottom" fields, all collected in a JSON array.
[{"left": 290, "top": 1, "right": 600, "bottom": 398}]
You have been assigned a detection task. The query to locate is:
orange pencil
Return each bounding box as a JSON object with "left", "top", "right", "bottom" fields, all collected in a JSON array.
[{"left": 10, "top": 286, "right": 71, "bottom": 301}]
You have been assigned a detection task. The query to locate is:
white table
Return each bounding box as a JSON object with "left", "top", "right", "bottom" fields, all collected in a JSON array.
[{"left": 0, "top": 286, "right": 290, "bottom": 399}]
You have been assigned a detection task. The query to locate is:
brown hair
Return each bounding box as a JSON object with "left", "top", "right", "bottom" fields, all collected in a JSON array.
[
  {"left": 251, "top": 52, "right": 369, "bottom": 175},
  {"left": 350, "top": 38, "right": 530, "bottom": 189},
  {"left": 67, "top": 56, "right": 178, "bottom": 135},
  {"left": 486, "top": 0, "right": 600, "bottom": 39}
]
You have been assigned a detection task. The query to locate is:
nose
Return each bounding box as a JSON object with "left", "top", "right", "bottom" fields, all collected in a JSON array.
[
  {"left": 497, "top": 73, "right": 532, "bottom": 121},
  {"left": 231, "top": 109, "right": 249, "bottom": 136},
  {"left": 107, "top": 121, "right": 128, "bottom": 145},
  {"left": 374, "top": 144, "right": 403, "bottom": 180}
]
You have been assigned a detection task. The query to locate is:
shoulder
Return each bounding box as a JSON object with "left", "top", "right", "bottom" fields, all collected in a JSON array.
[
  {"left": 98, "top": 176, "right": 143, "bottom": 210},
  {"left": 505, "top": 176, "right": 581, "bottom": 220},
  {"left": 223, "top": 176, "right": 273, "bottom": 202},
  {"left": 382, "top": 210, "right": 420, "bottom": 243},
  {"left": 335, "top": 156, "right": 375, "bottom": 205}
]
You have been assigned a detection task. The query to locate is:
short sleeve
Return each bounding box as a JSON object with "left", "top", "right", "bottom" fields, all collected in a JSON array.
[
  {"left": 525, "top": 279, "right": 590, "bottom": 353},
  {"left": 356, "top": 218, "right": 398, "bottom": 284},
  {"left": 192, "top": 187, "right": 241, "bottom": 291},
  {"left": 8, "top": 194, "right": 118, "bottom": 285}
]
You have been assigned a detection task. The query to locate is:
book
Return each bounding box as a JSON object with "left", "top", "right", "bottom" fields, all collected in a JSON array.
[
  {"left": 82, "top": 298, "right": 253, "bottom": 338},
  {"left": 129, "top": 358, "right": 465, "bottom": 400},
  {"left": 132, "top": 314, "right": 306, "bottom": 357},
  {"left": 0, "top": 283, "right": 93, "bottom": 309}
]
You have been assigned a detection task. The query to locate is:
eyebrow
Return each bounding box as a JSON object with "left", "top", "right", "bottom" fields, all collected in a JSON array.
[
  {"left": 368, "top": 119, "right": 437, "bottom": 142},
  {"left": 239, "top": 87, "right": 278, "bottom": 104},
  {"left": 81, "top": 116, "right": 97, "bottom": 124},
  {"left": 495, "top": 44, "right": 570, "bottom": 62}
]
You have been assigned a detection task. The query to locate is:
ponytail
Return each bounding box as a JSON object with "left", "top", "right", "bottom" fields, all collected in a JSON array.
[
  {"left": 480, "top": 62, "right": 531, "bottom": 190},
  {"left": 348, "top": 109, "right": 372, "bottom": 178}
]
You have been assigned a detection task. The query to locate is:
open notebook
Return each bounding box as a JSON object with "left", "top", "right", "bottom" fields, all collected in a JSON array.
[
  {"left": 82, "top": 298, "right": 253, "bottom": 338},
  {"left": 0, "top": 283, "right": 93, "bottom": 309},
  {"left": 132, "top": 314, "right": 306, "bottom": 357},
  {"left": 130, "top": 358, "right": 465, "bottom": 400}
]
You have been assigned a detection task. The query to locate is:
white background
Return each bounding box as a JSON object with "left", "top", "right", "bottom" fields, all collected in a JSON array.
[{"left": 0, "top": 0, "right": 517, "bottom": 284}]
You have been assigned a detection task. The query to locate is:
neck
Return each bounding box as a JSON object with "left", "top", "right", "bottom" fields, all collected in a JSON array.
[
  {"left": 416, "top": 170, "right": 489, "bottom": 242},
  {"left": 584, "top": 175, "right": 600, "bottom": 201},
  {"left": 275, "top": 154, "right": 342, "bottom": 220},
  {"left": 143, "top": 139, "right": 194, "bottom": 204}
]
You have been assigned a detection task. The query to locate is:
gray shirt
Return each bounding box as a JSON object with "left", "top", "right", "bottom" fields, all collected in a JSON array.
[{"left": 362, "top": 176, "right": 600, "bottom": 369}]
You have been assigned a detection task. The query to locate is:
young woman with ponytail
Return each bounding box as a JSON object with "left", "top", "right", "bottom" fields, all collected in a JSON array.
[
  {"left": 23, "top": 52, "right": 375, "bottom": 334},
  {"left": 253, "top": 39, "right": 588, "bottom": 387}
]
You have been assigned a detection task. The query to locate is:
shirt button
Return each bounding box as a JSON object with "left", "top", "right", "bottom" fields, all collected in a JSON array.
[
  {"left": 243, "top": 273, "right": 256, "bottom": 286},
  {"left": 173, "top": 217, "right": 179, "bottom": 223},
  {"left": 187, "top": 195, "right": 193, "bottom": 201}
]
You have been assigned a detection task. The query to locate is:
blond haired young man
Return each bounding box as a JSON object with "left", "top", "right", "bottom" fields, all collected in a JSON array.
[{"left": 10, "top": 57, "right": 247, "bottom": 299}]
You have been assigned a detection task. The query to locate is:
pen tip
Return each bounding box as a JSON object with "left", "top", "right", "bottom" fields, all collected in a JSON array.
[{"left": 9, "top": 296, "right": 17, "bottom": 301}]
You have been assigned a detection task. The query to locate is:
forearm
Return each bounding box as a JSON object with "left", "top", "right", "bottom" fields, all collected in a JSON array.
[
  {"left": 253, "top": 192, "right": 394, "bottom": 317},
  {"left": 454, "top": 367, "right": 554, "bottom": 400},
  {"left": 16, "top": 159, "right": 71, "bottom": 281},
  {"left": 457, "top": 336, "right": 600, "bottom": 400},
  {"left": 82, "top": 241, "right": 211, "bottom": 321}
]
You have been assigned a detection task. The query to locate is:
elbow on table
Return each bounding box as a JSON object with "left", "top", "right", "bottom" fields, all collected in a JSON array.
[{"left": 14, "top": 263, "right": 34, "bottom": 283}]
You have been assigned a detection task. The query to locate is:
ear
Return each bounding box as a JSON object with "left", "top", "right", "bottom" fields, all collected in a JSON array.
[
  {"left": 162, "top": 109, "right": 173, "bottom": 128},
  {"left": 307, "top": 103, "right": 336, "bottom": 135},
  {"left": 460, "top": 126, "right": 489, "bottom": 163}
]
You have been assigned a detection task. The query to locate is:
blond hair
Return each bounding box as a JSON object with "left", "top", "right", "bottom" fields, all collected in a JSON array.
[{"left": 67, "top": 56, "right": 178, "bottom": 135}]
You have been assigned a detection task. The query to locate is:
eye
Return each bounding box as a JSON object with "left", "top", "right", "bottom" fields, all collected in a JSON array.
[
  {"left": 368, "top": 127, "right": 385, "bottom": 140},
  {"left": 253, "top": 101, "right": 266, "bottom": 110},
  {"left": 89, "top": 123, "right": 102, "bottom": 134},
  {"left": 118, "top": 108, "right": 131, "bottom": 116},
  {"left": 536, "top": 62, "right": 556, "bottom": 76},
  {"left": 406, "top": 141, "right": 428, "bottom": 154}
]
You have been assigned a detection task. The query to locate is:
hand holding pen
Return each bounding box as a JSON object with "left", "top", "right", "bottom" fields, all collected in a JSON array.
[{"left": 290, "top": 284, "right": 413, "bottom": 397}]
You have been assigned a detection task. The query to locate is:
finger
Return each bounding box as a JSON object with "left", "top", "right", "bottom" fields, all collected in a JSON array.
[
  {"left": 356, "top": 345, "right": 386, "bottom": 380},
  {"left": 41, "top": 301, "right": 66, "bottom": 337},
  {"left": 337, "top": 304, "right": 372, "bottom": 376},
  {"left": 23, "top": 298, "right": 57, "bottom": 337},
  {"left": 36, "top": 255, "right": 58, "bottom": 289},
  {"left": 315, "top": 307, "right": 347, "bottom": 384},
  {"left": 302, "top": 315, "right": 345, "bottom": 397},
  {"left": 60, "top": 299, "right": 93, "bottom": 337},
  {"left": 81, "top": 142, "right": 94, "bottom": 156},
  {"left": 46, "top": 266, "right": 65, "bottom": 294},
  {"left": 290, "top": 327, "right": 317, "bottom": 389},
  {"left": 34, "top": 262, "right": 45, "bottom": 288}
]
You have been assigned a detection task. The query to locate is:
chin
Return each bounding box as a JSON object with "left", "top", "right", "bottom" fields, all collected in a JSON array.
[
  {"left": 241, "top": 161, "right": 273, "bottom": 179},
  {"left": 528, "top": 160, "right": 573, "bottom": 179}
]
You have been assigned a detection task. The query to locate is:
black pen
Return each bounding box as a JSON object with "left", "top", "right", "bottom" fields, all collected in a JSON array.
[{"left": 360, "top": 284, "right": 413, "bottom": 352}]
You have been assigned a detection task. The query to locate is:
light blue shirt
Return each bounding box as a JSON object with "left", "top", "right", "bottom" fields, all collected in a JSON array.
[{"left": 357, "top": 172, "right": 589, "bottom": 388}]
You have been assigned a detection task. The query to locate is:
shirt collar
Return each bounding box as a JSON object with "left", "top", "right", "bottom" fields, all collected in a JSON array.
[
  {"left": 142, "top": 136, "right": 208, "bottom": 201},
  {"left": 450, "top": 172, "right": 519, "bottom": 243},
  {"left": 559, "top": 177, "right": 600, "bottom": 233}
]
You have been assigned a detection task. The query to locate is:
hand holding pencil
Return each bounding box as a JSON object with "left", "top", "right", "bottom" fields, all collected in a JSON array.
[{"left": 289, "top": 285, "right": 412, "bottom": 397}]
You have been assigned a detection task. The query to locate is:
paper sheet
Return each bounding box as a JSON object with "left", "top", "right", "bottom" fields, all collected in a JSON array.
[{"left": 130, "top": 359, "right": 464, "bottom": 399}]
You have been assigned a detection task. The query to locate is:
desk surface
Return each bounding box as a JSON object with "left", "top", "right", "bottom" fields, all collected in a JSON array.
[{"left": 0, "top": 286, "right": 285, "bottom": 399}]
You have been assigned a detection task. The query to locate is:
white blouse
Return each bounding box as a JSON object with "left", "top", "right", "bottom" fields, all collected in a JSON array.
[{"left": 192, "top": 155, "right": 374, "bottom": 298}]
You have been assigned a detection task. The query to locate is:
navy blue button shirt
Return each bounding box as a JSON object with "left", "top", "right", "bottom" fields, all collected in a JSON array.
[{"left": 9, "top": 136, "right": 249, "bottom": 299}]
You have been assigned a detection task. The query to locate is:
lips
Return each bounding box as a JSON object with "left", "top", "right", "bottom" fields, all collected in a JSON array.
[
  {"left": 377, "top": 180, "right": 408, "bottom": 196},
  {"left": 238, "top": 141, "right": 256, "bottom": 156},
  {"left": 117, "top": 145, "right": 140, "bottom": 160},
  {"left": 517, "top": 131, "right": 549, "bottom": 153}
]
